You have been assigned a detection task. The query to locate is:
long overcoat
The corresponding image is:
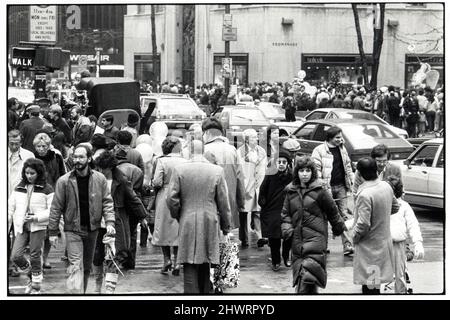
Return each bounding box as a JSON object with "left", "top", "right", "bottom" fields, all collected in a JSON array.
[
  {"left": 204, "top": 136, "right": 245, "bottom": 228},
  {"left": 352, "top": 179, "right": 398, "bottom": 285},
  {"left": 151, "top": 154, "right": 187, "bottom": 246},
  {"left": 166, "top": 156, "right": 232, "bottom": 265}
]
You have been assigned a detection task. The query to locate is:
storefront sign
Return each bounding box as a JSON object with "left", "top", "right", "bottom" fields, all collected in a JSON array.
[
  {"left": 406, "top": 55, "right": 443, "bottom": 65},
  {"left": 272, "top": 42, "right": 298, "bottom": 47},
  {"left": 70, "top": 54, "right": 111, "bottom": 63},
  {"left": 29, "top": 5, "right": 58, "bottom": 42},
  {"left": 303, "top": 54, "right": 373, "bottom": 65}
]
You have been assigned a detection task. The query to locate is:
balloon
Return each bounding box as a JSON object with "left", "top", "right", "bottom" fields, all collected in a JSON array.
[
  {"left": 149, "top": 122, "right": 168, "bottom": 139},
  {"left": 411, "top": 63, "right": 430, "bottom": 86},
  {"left": 135, "top": 134, "right": 151, "bottom": 146},
  {"left": 407, "top": 44, "right": 416, "bottom": 52},
  {"left": 426, "top": 70, "right": 440, "bottom": 89},
  {"left": 135, "top": 143, "right": 154, "bottom": 163},
  {"left": 297, "top": 70, "right": 306, "bottom": 81}
]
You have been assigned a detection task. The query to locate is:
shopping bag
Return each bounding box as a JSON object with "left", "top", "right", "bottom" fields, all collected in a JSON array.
[{"left": 213, "top": 238, "right": 240, "bottom": 289}]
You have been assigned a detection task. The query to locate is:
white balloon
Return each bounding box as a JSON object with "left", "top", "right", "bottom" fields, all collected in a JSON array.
[
  {"left": 149, "top": 122, "right": 168, "bottom": 139},
  {"left": 298, "top": 70, "right": 306, "bottom": 80},
  {"left": 135, "top": 143, "right": 154, "bottom": 163},
  {"left": 135, "top": 134, "right": 151, "bottom": 146}
]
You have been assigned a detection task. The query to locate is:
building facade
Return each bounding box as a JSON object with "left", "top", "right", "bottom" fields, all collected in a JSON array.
[
  {"left": 8, "top": 5, "right": 126, "bottom": 82},
  {"left": 124, "top": 3, "right": 443, "bottom": 89}
]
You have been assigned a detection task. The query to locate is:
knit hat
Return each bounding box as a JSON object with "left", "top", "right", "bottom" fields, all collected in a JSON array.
[
  {"left": 90, "top": 133, "right": 108, "bottom": 149},
  {"left": 277, "top": 150, "right": 292, "bottom": 162},
  {"left": 282, "top": 138, "right": 301, "bottom": 152},
  {"left": 127, "top": 113, "right": 139, "bottom": 127}
]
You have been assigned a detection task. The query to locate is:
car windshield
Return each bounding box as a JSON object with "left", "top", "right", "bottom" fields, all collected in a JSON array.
[
  {"left": 231, "top": 108, "right": 267, "bottom": 123},
  {"left": 341, "top": 123, "right": 397, "bottom": 149},
  {"left": 338, "top": 112, "right": 380, "bottom": 122},
  {"left": 159, "top": 99, "right": 199, "bottom": 114},
  {"left": 259, "top": 103, "right": 284, "bottom": 117}
]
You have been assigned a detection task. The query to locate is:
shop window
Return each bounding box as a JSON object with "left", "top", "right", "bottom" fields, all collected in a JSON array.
[
  {"left": 213, "top": 53, "right": 248, "bottom": 86},
  {"left": 134, "top": 54, "right": 160, "bottom": 83}
]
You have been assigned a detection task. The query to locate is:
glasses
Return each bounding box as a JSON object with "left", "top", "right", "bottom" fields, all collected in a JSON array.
[
  {"left": 375, "top": 159, "right": 388, "bottom": 164},
  {"left": 277, "top": 160, "right": 288, "bottom": 164}
]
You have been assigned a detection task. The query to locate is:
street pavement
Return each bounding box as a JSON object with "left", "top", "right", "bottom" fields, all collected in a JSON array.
[{"left": 8, "top": 206, "right": 443, "bottom": 295}]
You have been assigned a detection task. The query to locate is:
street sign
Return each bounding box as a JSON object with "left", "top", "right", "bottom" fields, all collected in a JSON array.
[
  {"left": 222, "top": 27, "right": 237, "bottom": 41},
  {"left": 222, "top": 58, "right": 232, "bottom": 78},
  {"left": 223, "top": 13, "right": 232, "bottom": 28},
  {"left": 29, "top": 5, "right": 58, "bottom": 43}
]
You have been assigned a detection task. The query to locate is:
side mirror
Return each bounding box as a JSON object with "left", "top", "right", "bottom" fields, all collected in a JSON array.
[{"left": 403, "top": 159, "right": 411, "bottom": 169}]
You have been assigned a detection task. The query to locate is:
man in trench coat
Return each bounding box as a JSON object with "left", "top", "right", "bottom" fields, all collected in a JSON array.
[{"left": 167, "top": 140, "right": 232, "bottom": 294}]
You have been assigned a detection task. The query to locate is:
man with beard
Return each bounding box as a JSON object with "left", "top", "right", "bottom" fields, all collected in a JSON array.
[
  {"left": 48, "top": 104, "right": 72, "bottom": 145},
  {"left": 70, "top": 105, "right": 93, "bottom": 146},
  {"left": 48, "top": 145, "right": 115, "bottom": 294}
]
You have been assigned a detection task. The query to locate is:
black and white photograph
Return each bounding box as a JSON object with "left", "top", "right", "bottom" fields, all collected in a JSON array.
[{"left": 2, "top": 0, "right": 445, "bottom": 301}]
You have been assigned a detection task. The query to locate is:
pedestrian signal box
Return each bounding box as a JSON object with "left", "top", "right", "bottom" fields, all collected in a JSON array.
[{"left": 12, "top": 46, "right": 70, "bottom": 71}]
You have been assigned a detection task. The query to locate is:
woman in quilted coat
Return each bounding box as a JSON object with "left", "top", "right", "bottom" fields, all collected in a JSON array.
[{"left": 281, "top": 156, "right": 346, "bottom": 294}]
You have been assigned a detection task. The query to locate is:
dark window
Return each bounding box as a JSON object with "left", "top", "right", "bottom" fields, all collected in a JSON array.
[
  {"left": 312, "top": 125, "right": 330, "bottom": 141},
  {"left": 410, "top": 145, "right": 439, "bottom": 167},
  {"left": 294, "top": 124, "right": 317, "bottom": 140},
  {"left": 306, "top": 111, "right": 327, "bottom": 120},
  {"left": 436, "top": 148, "right": 444, "bottom": 168},
  {"left": 134, "top": 54, "right": 160, "bottom": 83},
  {"left": 213, "top": 53, "right": 249, "bottom": 86}
]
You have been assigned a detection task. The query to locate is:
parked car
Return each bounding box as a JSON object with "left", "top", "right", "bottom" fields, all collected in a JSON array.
[
  {"left": 256, "top": 102, "right": 303, "bottom": 122},
  {"left": 140, "top": 93, "right": 206, "bottom": 134},
  {"left": 214, "top": 105, "right": 271, "bottom": 148},
  {"left": 391, "top": 138, "right": 443, "bottom": 209},
  {"left": 302, "top": 108, "right": 409, "bottom": 139},
  {"left": 283, "top": 119, "right": 414, "bottom": 170},
  {"left": 274, "top": 120, "right": 305, "bottom": 136},
  {"left": 407, "top": 129, "right": 444, "bottom": 149}
]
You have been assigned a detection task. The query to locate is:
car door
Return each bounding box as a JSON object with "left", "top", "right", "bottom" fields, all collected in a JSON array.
[
  {"left": 403, "top": 144, "right": 441, "bottom": 206},
  {"left": 292, "top": 123, "right": 319, "bottom": 155},
  {"left": 427, "top": 144, "right": 444, "bottom": 208}
]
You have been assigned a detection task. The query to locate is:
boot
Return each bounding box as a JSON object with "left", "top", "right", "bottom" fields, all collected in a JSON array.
[
  {"left": 160, "top": 246, "right": 172, "bottom": 275},
  {"left": 172, "top": 247, "right": 180, "bottom": 276},
  {"left": 92, "top": 265, "right": 104, "bottom": 294},
  {"left": 104, "top": 272, "right": 118, "bottom": 294},
  {"left": 30, "top": 272, "right": 43, "bottom": 294}
]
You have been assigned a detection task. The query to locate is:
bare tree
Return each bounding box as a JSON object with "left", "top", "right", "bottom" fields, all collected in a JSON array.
[
  {"left": 352, "top": 4, "right": 369, "bottom": 86},
  {"left": 151, "top": 5, "right": 158, "bottom": 89},
  {"left": 352, "top": 3, "right": 385, "bottom": 90}
]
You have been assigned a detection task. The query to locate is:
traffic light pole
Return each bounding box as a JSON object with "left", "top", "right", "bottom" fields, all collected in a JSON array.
[{"left": 224, "top": 4, "right": 230, "bottom": 95}]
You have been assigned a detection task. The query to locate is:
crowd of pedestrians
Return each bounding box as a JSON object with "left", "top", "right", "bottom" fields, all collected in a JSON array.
[{"left": 7, "top": 74, "right": 430, "bottom": 295}]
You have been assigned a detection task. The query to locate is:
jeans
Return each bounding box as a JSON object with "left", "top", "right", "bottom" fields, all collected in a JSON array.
[
  {"left": 65, "top": 228, "right": 99, "bottom": 294},
  {"left": 239, "top": 211, "right": 262, "bottom": 245},
  {"left": 268, "top": 237, "right": 292, "bottom": 265},
  {"left": 11, "top": 229, "right": 46, "bottom": 274},
  {"left": 128, "top": 214, "right": 140, "bottom": 268},
  {"left": 393, "top": 241, "right": 408, "bottom": 294},
  {"left": 330, "top": 184, "right": 352, "bottom": 248},
  {"left": 426, "top": 110, "right": 435, "bottom": 132},
  {"left": 183, "top": 263, "right": 211, "bottom": 294}
]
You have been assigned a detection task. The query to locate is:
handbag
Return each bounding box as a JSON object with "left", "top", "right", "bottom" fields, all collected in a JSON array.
[{"left": 213, "top": 236, "right": 240, "bottom": 289}]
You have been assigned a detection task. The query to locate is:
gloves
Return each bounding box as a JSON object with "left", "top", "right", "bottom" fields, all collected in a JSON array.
[
  {"left": 106, "top": 225, "right": 116, "bottom": 236},
  {"left": 103, "top": 234, "right": 116, "bottom": 258},
  {"left": 140, "top": 219, "right": 148, "bottom": 231},
  {"left": 414, "top": 241, "right": 424, "bottom": 260},
  {"left": 49, "top": 236, "right": 59, "bottom": 248}
]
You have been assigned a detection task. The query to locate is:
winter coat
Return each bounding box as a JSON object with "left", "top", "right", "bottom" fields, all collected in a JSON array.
[
  {"left": 110, "top": 168, "right": 147, "bottom": 258},
  {"left": 352, "top": 161, "right": 402, "bottom": 197},
  {"left": 237, "top": 144, "right": 267, "bottom": 212},
  {"left": 204, "top": 136, "right": 246, "bottom": 228},
  {"left": 8, "top": 147, "right": 35, "bottom": 196},
  {"left": 104, "top": 126, "right": 120, "bottom": 141},
  {"left": 117, "top": 161, "right": 144, "bottom": 197},
  {"left": 48, "top": 168, "right": 115, "bottom": 236},
  {"left": 390, "top": 198, "right": 423, "bottom": 244},
  {"left": 53, "top": 117, "right": 72, "bottom": 145},
  {"left": 166, "top": 156, "right": 232, "bottom": 265},
  {"left": 311, "top": 142, "right": 354, "bottom": 191},
  {"left": 35, "top": 149, "right": 66, "bottom": 189},
  {"left": 114, "top": 145, "right": 145, "bottom": 173},
  {"left": 258, "top": 169, "right": 292, "bottom": 238},
  {"left": 352, "top": 179, "right": 398, "bottom": 285},
  {"left": 281, "top": 181, "right": 345, "bottom": 288},
  {"left": 151, "top": 154, "right": 188, "bottom": 246},
  {"left": 8, "top": 181, "right": 54, "bottom": 235},
  {"left": 19, "top": 116, "right": 45, "bottom": 152},
  {"left": 72, "top": 115, "right": 93, "bottom": 146}
]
